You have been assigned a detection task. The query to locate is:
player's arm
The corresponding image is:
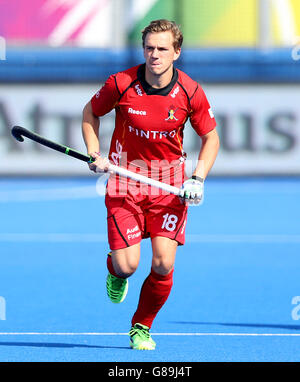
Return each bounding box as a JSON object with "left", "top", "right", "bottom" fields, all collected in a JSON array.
[
  {"left": 82, "top": 74, "right": 120, "bottom": 172},
  {"left": 181, "top": 128, "right": 219, "bottom": 205},
  {"left": 193, "top": 128, "right": 220, "bottom": 180},
  {"left": 182, "top": 84, "right": 219, "bottom": 204},
  {"left": 81, "top": 100, "right": 104, "bottom": 172},
  {"left": 82, "top": 100, "right": 100, "bottom": 155}
]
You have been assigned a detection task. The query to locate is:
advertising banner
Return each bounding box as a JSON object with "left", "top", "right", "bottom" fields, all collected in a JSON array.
[{"left": 0, "top": 83, "right": 299, "bottom": 175}]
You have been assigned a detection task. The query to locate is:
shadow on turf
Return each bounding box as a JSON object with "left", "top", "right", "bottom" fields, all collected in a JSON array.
[
  {"left": 170, "top": 321, "right": 300, "bottom": 330},
  {"left": 0, "top": 341, "right": 129, "bottom": 350}
]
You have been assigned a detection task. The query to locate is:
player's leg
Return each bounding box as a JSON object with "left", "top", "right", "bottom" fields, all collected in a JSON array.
[
  {"left": 129, "top": 237, "right": 177, "bottom": 350},
  {"left": 131, "top": 237, "right": 176, "bottom": 327},
  {"left": 110, "top": 243, "right": 141, "bottom": 278},
  {"left": 105, "top": 194, "right": 144, "bottom": 304},
  {"left": 151, "top": 235, "right": 177, "bottom": 275},
  {"left": 106, "top": 244, "right": 140, "bottom": 304},
  {"left": 129, "top": 194, "right": 187, "bottom": 349}
]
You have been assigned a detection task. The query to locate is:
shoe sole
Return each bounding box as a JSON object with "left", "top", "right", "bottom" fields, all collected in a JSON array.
[{"left": 130, "top": 342, "right": 156, "bottom": 350}]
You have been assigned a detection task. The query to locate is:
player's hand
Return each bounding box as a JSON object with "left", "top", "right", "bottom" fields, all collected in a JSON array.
[
  {"left": 181, "top": 176, "right": 204, "bottom": 205},
  {"left": 88, "top": 152, "right": 112, "bottom": 174}
]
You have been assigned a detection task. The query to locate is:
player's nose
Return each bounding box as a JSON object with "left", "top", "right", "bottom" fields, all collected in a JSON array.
[{"left": 151, "top": 48, "right": 159, "bottom": 58}]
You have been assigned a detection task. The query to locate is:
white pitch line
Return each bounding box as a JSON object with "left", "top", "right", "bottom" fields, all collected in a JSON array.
[{"left": 0, "top": 332, "right": 299, "bottom": 337}]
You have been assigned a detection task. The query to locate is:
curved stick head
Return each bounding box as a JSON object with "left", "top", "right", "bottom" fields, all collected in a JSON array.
[{"left": 11, "top": 126, "right": 24, "bottom": 142}]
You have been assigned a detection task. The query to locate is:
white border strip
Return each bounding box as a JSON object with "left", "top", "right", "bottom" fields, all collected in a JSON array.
[{"left": 0, "top": 332, "right": 299, "bottom": 337}]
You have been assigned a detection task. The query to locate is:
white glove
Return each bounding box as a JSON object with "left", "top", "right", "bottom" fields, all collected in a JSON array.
[
  {"left": 181, "top": 176, "right": 204, "bottom": 205},
  {"left": 88, "top": 152, "right": 112, "bottom": 174}
]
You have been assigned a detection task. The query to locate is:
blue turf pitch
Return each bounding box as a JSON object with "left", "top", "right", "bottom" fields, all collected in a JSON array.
[{"left": 0, "top": 176, "right": 300, "bottom": 362}]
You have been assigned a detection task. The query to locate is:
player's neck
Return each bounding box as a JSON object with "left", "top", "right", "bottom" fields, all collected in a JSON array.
[{"left": 145, "top": 65, "right": 174, "bottom": 89}]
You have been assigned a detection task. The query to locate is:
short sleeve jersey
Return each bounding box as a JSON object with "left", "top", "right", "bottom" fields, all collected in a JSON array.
[{"left": 91, "top": 63, "right": 216, "bottom": 172}]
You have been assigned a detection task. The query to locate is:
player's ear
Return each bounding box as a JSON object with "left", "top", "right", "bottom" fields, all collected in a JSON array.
[{"left": 173, "top": 48, "right": 181, "bottom": 62}]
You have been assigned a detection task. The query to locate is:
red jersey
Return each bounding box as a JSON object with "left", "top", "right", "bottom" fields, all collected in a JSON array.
[{"left": 91, "top": 64, "right": 216, "bottom": 188}]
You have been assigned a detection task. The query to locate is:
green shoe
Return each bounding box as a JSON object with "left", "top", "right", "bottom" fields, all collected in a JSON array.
[
  {"left": 129, "top": 323, "right": 156, "bottom": 350},
  {"left": 106, "top": 273, "right": 128, "bottom": 303}
]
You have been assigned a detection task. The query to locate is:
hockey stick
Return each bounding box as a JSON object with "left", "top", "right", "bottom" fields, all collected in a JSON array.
[{"left": 11, "top": 126, "right": 184, "bottom": 197}]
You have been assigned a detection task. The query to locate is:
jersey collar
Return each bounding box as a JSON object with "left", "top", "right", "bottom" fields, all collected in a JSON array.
[{"left": 137, "top": 63, "right": 178, "bottom": 96}]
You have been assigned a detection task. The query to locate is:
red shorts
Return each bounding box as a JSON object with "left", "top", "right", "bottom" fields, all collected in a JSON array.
[{"left": 105, "top": 192, "right": 188, "bottom": 250}]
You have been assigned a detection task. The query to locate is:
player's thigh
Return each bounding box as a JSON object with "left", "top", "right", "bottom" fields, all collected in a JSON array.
[
  {"left": 106, "top": 194, "right": 145, "bottom": 278},
  {"left": 106, "top": 195, "right": 145, "bottom": 250},
  {"left": 151, "top": 236, "right": 178, "bottom": 275},
  {"left": 111, "top": 243, "right": 141, "bottom": 278},
  {"left": 147, "top": 194, "right": 188, "bottom": 246}
]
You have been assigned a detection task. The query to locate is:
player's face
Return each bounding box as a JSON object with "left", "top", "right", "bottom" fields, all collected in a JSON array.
[{"left": 143, "top": 31, "right": 181, "bottom": 78}]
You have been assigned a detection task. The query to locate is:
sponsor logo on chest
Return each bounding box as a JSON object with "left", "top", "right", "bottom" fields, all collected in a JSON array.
[
  {"left": 170, "top": 85, "right": 179, "bottom": 98},
  {"left": 128, "top": 107, "right": 147, "bottom": 116},
  {"left": 135, "top": 84, "right": 143, "bottom": 96},
  {"left": 128, "top": 125, "right": 176, "bottom": 140}
]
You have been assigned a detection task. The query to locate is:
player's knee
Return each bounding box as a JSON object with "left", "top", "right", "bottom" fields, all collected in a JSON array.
[
  {"left": 152, "top": 256, "right": 174, "bottom": 275},
  {"left": 111, "top": 245, "right": 140, "bottom": 278},
  {"left": 124, "top": 260, "right": 139, "bottom": 277},
  {"left": 151, "top": 237, "right": 177, "bottom": 275},
  {"left": 114, "top": 258, "right": 139, "bottom": 278}
]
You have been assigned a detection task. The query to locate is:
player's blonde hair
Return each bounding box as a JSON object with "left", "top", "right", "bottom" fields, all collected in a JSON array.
[{"left": 142, "top": 19, "right": 183, "bottom": 51}]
